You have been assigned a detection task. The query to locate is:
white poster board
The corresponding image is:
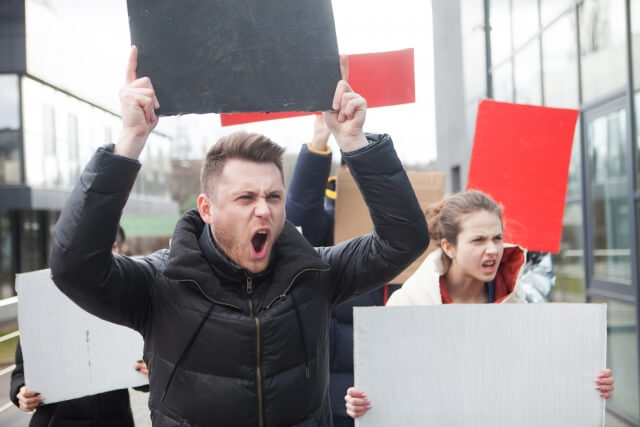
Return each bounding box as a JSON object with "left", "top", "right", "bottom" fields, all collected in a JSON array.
[
  {"left": 16, "top": 269, "right": 147, "bottom": 404},
  {"left": 354, "top": 304, "right": 606, "bottom": 427}
]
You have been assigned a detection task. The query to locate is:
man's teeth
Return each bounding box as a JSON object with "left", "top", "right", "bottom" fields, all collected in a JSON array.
[{"left": 257, "top": 230, "right": 267, "bottom": 235}]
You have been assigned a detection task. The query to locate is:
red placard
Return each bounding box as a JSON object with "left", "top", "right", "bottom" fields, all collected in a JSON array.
[
  {"left": 467, "top": 99, "right": 579, "bottom": 253},
  {"left": 220, "top": 48, "right": 415, "bottom": 126}
]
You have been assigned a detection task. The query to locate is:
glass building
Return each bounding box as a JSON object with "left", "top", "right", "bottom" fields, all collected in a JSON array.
[
  {"left": 433, "top": 0, "right": 640, "bottom": 423},
  {"left": 0, "top": 0, "right": 176, "bottom": 298}
]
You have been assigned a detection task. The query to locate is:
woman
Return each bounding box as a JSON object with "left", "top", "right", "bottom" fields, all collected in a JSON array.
[{"left": 345, "top": 190, "right": 615, "bottom": 419}]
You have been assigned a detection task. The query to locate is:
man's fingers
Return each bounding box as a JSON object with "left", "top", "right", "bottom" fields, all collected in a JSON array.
[
  {"left": 346, "top": 386, "right": 366, "bottom": 398},
  {"left": 341, "top": 94, "right": 366, "bottom": 121},
  {"left": 332, "top": 80, "right": 352, "bottom": 111},
  {"left": 340, "top": 54, "right": 349, "bottom": 81},
  {"left": 125, "top": 45, "right": 138, "bottom": 84}
]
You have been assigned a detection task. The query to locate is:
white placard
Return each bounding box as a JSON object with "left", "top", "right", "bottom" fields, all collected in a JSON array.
[
  {"left": 16, "top": 269, "right": 147, "bottom": 404},
  {"left": 354, "top": 304, "right": 606, "bottom": 427}
]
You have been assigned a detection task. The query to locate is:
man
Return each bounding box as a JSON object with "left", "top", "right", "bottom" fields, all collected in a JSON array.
[
  {"left": 286, "top": 114, "right": 399, "bottom": 427},
  {"left": 50, "top": 46, "right": 428, "bottom": 426},
  {"left": 11, "top": 226, "right": 146, "bottom": 427}
]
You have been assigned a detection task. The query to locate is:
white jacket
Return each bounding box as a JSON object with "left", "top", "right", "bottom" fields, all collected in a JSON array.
[{"left": 387, "top": 245, "right": 527, "bottom": 306}]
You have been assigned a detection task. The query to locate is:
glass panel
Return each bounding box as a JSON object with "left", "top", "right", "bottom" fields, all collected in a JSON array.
[
  {"left": 0, "top": 74, "right": 22, "bottom": 184},
  {"left": 512, "top": 0, "right": 539, "bottom": 49},
  {"left": 567, "top": 122, "right": 583, "bottom": 200},
  {"left": 513, "top": 39, "right": 542, "bottom": 105},
  {"left": 0, "top": 211, "right": 16, "bottom": 298},
  {"left": 630, "top": 0, "right": 640, "bottom": 91},
  {"left": 591, "top": 298, "right": 639, "bottom": 423},
  {"left": 492, "top": 60, "right": 514, "bottom": 102},
  {"left": 587, "top": 107, "right": 631, "bottom": 282},
  {"left": 540, "top": 0, "right": 576, "bottom": 26},
  {"left": 579, "top": 0, "right": 627, "bottom": 103},
  {"left": 20, "top": 210, "right": 44, "bottom": 273},
  {"left": 460, "top": 0, "right": 485, "bottom": 36},
  {"left": 551, "top": 202, "right": 585, "bottom": 302},
  {"left": 490, "top": 0, "right": 512, "bottom": 65},
  {"left": 462, "top": 27, "right": 487, "bottom": 99},
  {"left": 542, "top": 11, "right": 579, "bottom": 108}
]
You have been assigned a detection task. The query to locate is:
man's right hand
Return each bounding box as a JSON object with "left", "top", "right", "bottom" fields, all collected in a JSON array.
[
  {"left": 114, "top": 45, "right": 160, "bottom": 159},
  {"left": 17, "top": 386, "right": 44, "bottom": 412}
]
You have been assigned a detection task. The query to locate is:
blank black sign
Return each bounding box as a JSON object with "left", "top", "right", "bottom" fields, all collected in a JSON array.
[{"left": 127, "top": 0, "right": 341, "bottom": 116}]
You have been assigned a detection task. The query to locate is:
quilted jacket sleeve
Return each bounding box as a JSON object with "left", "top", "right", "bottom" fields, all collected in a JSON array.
[
  {"left": 318, "top": 134, "right": 429, "bottom": 306},
  {"left": 49, "top": 146, "right": 158, "bottom": 332},
  {"left": 285, "top": 143, "right": 334, "bottom": 246}
]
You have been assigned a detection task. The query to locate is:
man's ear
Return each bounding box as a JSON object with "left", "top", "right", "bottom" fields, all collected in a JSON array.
[
  {"left": 197, "top": 193, "right": 212, "bottom": 225},
  {"left": 441, "top": 239, "right": 455, "bottom": 259}
]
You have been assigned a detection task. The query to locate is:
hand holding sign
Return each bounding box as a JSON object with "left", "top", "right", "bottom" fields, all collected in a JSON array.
[
  {"left": 324, "top": 80, "right": 368, "bottom": 152},
  {"left": 115, "top": 46, "right": 160, "bottom": 160}
]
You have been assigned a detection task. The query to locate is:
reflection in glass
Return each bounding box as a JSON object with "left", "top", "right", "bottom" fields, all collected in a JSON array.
[
  {"left": 541, "top": 0, "right": 576, "bottom": 26},
  {"left": 513, "top": 39, "right": 542, "bottom": 105},
  {"left": 592, "top": 298, "right": 639, "bottom": 423},
  {"left": 512, "top": 0, "right": 539, "bottom": 49},
  {"left": 551, "top": 202, "right": 586, "bottom": 302},
  {"left": 542, "top": 12, "right": 579, "bottom": 108},
  {"left": 460, "top": 0, "right": 484, "bottom": 35},
  {"left": 579, "top": 0, "right": 627, "bottom": 102},
  {"left": 490, "top": 0, "right": 512, "bottom": 65},
  {"left": 567, "top": 123, "right": 583, "bottom": 201},
  {"left": 20, "top": 211, "right": 44, "bottom": 273},
  {"left": 0, "top": 74, "right": 22, "bottom": 184},
  {"left": 587, "top": 108, "right": 631, "bottom": 282},
  {"left": 0, "top": 212, "right": 15, "bottom": 298},
  {"left": 492, "top": 61, "right": 514, "bottom": 102}
]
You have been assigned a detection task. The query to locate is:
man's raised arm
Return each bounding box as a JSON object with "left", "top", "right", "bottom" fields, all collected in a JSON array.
[{"left": 49, "top": 46, "right": 160, "bottom": 331}]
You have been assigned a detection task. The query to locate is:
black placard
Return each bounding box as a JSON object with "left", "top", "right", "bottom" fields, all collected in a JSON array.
[{"left": 127, "top": 0, "right": 341, "bottom": 116}]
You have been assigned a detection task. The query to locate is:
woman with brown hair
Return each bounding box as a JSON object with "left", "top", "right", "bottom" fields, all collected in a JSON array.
[{"left": 345, "top": 190, "right": 615, "bottom": 419}]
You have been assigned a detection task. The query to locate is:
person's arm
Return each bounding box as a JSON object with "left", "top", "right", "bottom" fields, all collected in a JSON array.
[
  {"left": 286, "top": 115, "right": 334, "bottom": 246},
  {"left": 319, "top": 81, "right": 429, "bottom": 304},
  {"left": 49, "top": 46, "right": 160, "bottom": 331}
]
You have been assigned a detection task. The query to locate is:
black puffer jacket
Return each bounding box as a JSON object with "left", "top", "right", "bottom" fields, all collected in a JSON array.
[{"left": 50, "top": 135, "right": 428, "bottom": 427}]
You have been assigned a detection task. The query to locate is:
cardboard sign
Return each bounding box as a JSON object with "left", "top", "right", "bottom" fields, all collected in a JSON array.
[
  {"left": 127, "top": 0, "right": 341, "bottom": 115},
  {"left": 354, "top": 304, "right": 606, "bottom": 427},
  {"left": 467, "top": 100, "right": 579, "bottom": 253},
  {"left": 334, "top": 169, "right": 443, "bottom": 283},
  {"left": 16, "top": 269, "right": 147, "bottom": 404},
  {"left": 220, "top": 48, "right": 416, "bottom": 126}
]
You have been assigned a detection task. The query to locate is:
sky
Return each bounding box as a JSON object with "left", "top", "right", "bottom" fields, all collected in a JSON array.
[{"left": 34, "top": 0, "right": 436, "bottom": 165}]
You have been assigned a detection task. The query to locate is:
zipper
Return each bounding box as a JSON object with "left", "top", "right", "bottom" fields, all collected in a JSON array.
[
  {"left": 265, "top": 267, "right": 329, "bottom": 310},
  {"left": 248, "top": 295, "right": 264, "bottom": 427},
  {"left": 246, "top": 274, "right": 253, "bottom": 294}
]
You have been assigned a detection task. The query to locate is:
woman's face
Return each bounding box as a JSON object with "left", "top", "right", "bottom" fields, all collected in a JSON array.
[{"left": 443, "top": 210, "right": 504, "bottom": 284}]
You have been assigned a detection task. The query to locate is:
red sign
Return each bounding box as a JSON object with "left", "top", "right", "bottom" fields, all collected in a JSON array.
[
  {"left": 220, "top": 48, "right": 415, "bottom": 126},
  {"left": 467, "top": 99, "right": 579, "bottom": 253}
]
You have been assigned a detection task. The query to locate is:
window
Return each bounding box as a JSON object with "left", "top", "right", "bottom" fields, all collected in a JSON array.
[
  {"left": 0, "top": 74, "right": 21, "bottom": 184},
  {"left": 542, "top": 11, "right": 579, "bottom": 108}
]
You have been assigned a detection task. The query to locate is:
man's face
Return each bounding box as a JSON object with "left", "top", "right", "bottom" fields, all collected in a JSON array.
[{"left": 198, "top": 158, "right": 286, "bottom": 274}]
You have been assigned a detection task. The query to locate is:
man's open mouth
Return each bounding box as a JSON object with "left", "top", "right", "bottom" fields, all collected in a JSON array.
[{"left": 251, "top": 229, "right": 269, "bottom": 258}]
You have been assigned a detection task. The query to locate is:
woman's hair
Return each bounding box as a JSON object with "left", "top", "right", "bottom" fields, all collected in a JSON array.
[{"left": 424, "top": 190, "right": 503, "bottom": 264}]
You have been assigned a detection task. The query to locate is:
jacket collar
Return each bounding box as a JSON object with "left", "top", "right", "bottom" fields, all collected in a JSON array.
[{"left": 163, "top": 209, "right": 328, "bottom": 308}]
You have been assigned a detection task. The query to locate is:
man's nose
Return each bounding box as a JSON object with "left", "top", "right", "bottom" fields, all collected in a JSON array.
[
  {"left": 486, "top": 242, "right": 498, "bottom": 254},
  {"left": 254, "top": 198, "right": 271, "bottom": 218}
]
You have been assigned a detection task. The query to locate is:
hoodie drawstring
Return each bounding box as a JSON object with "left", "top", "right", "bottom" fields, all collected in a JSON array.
[{"left": 161, "top": 303, "right": 216, "bottom": 402}]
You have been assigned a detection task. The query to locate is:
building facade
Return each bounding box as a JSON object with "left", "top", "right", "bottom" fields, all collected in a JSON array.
[
  {"left": 433, "top": 0, "right": 640, "bottom": 423},
  {"left": 0, "top": 0, "right": 176, "bottom": 299}
]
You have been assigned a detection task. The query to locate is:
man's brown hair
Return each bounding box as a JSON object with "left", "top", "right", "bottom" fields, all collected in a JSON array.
[{"left": 200, "top": 131, "right": 285, "bottom": 195}]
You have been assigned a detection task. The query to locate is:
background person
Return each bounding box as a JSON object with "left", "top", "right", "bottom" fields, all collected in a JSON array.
[
  {"left": 286, "top": 113, "right": 398, "bottom": 427},
  {"left": 10, "top": 226, "right": 148, "bottom": 427}
]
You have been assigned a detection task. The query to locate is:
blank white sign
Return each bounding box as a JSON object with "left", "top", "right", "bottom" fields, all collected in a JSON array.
[
  {"left": 16, "top": 269, "right": 147, "bottom": 404},
  {"left": 354, "top": 304, "right": 606, "bottom": 427}
]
